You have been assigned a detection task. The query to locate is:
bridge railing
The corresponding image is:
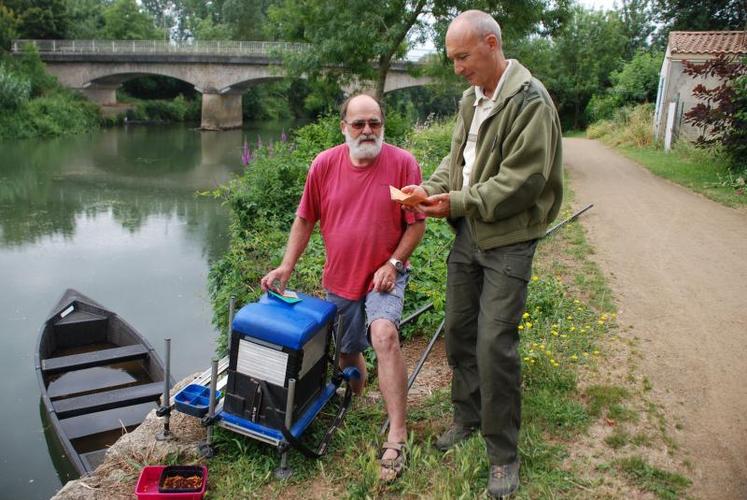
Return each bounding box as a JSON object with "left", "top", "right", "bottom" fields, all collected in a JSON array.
[{"left": 11, "top": 39, "right": 310, "bottom": 57}]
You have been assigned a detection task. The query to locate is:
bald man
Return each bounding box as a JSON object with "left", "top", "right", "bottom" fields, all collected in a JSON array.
[
  {"left": 403, "top": 10, "right": 563, "bottom": 497},
  {"left": 261, "top": 94, "right": 425, "bottom": 482}
]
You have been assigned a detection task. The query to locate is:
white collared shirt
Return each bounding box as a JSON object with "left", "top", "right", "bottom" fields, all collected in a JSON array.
[{"left": 462, "top": 60, "right": 513, "bottom": 189}]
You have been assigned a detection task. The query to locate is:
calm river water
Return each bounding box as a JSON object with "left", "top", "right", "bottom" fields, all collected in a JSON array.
[{"left": 0, "top": 122, "right": 293, "bottom": 499}]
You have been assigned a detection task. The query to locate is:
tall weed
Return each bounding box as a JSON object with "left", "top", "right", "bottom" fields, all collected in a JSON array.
[{"left": 586, "top": 103, "right": 654, "bottom": 147}]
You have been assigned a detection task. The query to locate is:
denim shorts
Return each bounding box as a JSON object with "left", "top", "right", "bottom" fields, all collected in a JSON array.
[{"left": 326, "top": 271, "right": 409, "bottom": 354}]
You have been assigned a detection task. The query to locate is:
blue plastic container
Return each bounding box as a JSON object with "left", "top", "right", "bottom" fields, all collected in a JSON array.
[{"left": 174, "top": 384, "right": 222, "bottom": 418}]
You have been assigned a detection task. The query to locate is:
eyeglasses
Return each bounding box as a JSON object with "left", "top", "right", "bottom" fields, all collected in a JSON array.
[{"left": 344, "top": 119, "right": 383, "bottom": 131}]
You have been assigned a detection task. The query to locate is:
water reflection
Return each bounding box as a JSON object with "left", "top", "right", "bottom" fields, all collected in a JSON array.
[{"left": 0, "top": 125, "right": 247, "bottom": 257}]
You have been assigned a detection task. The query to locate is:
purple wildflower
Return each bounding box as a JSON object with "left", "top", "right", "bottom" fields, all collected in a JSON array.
[
  {"left": 280, "top": 129, "right": 287, "bottom": 142},
  {"left": 241, "top": 140, "right": 252, "bottom": 166}
]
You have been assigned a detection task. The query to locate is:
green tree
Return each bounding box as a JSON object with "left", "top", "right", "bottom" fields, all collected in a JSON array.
[
  {"left": 586, "top": 50, "right": 663, "bottom": 122},
  {"left": 0, "top": 5, "right": 19, "bottom": 50},
  {"left": 102, "top": 0, "right": 162, "bottom": 40},
  {"left": 654, "top": 0, "right": 746, "bottom": 43},
  {"left": 267, "top": 0, "right": 569, "bottom": 100},
  {"left": 66, "top": 0, "right": 109, "bottom": 39},
  {"left": 548, "top": 7, "right": 627, "bottom": 129},
  {"left": 12, "top": 0, "right": 69, "bottom": 39},
  {"left": 190, "top": 17, "right": 233, "bottom": 40},
  {"left": 618, "top": 0, "right": 654, "bottom": 57},
  {"left": 140, "top": 0, "right": 176, "bottom": 38}
]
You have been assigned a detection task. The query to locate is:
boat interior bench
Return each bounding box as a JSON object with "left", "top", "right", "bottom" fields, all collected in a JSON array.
[
  {"left": 53, "top": 382, "right": 163, "bottom": 419},
  {"left": 42, "top": 344, "right": 149, "bottom": 374}
]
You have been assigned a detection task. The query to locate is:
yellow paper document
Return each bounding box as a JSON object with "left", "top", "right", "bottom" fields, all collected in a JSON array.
[{"left": 389, "top": 185, "right": 427, "bottom": 207}]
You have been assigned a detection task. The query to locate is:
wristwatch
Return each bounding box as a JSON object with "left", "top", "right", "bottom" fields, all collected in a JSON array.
[{"left": 388, "top": 257, "right": 405, "bottom": 274}]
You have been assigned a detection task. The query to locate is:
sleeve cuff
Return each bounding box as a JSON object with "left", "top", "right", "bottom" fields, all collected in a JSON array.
[{"left": 449, "top": 190, "right": 467, "bottom": 218}]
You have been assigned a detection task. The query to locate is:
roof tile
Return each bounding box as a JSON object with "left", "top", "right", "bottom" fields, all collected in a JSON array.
[{"left": 669, "top": 31, "right": 747, "bottom": 55}]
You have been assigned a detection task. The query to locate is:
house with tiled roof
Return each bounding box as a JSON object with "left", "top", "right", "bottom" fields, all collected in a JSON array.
[{"left": 653, "top": 31, "right": 746, "bottom": 148}]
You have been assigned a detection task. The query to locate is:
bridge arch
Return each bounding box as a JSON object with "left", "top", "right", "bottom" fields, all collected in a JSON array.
[{"left": 15, "top": 39, "right": 435, "bottom": 129}]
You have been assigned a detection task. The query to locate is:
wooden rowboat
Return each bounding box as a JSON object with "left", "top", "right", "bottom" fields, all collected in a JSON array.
[{"left": 35, "top": 289, "right": 171, "bottom": 476}]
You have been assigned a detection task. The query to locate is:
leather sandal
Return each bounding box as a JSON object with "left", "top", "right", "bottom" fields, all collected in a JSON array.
[{"left": 379, "top": 441, "right": 406, "bottom": 482}]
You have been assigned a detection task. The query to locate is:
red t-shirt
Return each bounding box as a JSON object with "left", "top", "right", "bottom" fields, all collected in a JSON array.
[{"left": 297, "top": 143, "right": 425, "bottom": 300}]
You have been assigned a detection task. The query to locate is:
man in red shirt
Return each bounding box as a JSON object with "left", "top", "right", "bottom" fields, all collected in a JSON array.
[{"left": 260, "top": 94, "right": 425, "bottom": 482}]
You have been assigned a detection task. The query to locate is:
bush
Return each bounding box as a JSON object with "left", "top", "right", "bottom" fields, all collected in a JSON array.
[
  {"left": 0, "top": 64, "right": 31, "bottom": 110},
  {"left": 0, "top": 91, "right": 100, "bottom": 139},
  {"left": 586, "top": 103, "right": 654, "bottom": 147}
]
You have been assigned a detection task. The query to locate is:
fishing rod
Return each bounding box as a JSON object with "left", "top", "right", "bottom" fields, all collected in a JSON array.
[{"left": 544, "top": 203, "right": 593, "bottom": 238}]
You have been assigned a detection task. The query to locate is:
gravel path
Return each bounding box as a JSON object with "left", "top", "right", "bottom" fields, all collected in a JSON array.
[{"left": 564, "top": 138, "right": 747, "bottom": 499}]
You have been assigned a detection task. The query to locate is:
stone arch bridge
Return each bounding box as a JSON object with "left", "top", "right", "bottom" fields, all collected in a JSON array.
[{"left": 12, "top": 40, "right": 435, "bottom": 130}]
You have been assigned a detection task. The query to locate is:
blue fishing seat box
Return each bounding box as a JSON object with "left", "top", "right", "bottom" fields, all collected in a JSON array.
[{"left": 223, "top": 293, "right": 337, "bottom": 427}]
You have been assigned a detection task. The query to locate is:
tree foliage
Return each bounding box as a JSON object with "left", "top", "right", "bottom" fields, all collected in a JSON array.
[
  {"left": 6, "top": 0, "right": 70, "bottom": 39},
  {"left": 586, "top": 49, "right": 663, "bottom": 122},
  {"left": 66, "top": 0, "right": 108, "bottom": 39},
  {"left": 267, "top": 0, "right": 569, "bottom": 100},
  {"left": 655, "top": 0, "right": 746, "bottom": 33},
  {"left": 683, "top": 55, "right": 747, "bottom": 170},
  {"left": 102, "top": 0, "right": 162, "bottom": 40},
  {"left": 0, "top": 5, "right": 19, "bottom": 50},
  {"left": 514, "top": 6, "right": 627, "bottom": 129}
]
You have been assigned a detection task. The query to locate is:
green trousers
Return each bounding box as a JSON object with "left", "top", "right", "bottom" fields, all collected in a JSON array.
[{"left": 445, "top": 219, "right": 537, "bottom": 465}]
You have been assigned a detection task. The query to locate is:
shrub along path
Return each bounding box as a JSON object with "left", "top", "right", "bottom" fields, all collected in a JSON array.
[{"left": 564, "top": 138, "right": 747, "bottom": 499}]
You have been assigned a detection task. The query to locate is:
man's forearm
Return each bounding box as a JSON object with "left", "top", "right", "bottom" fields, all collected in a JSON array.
[
  {"left": 391, "top": 220, "right": 426, "bottom": 263},
  {"left": 280, "top": 216, "right": 315, "bottom": 270}
]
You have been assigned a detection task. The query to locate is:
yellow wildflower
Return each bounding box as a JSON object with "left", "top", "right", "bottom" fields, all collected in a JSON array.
[
  {"left": 518, "top": 324, "right": 524, "bottom": 330},
  {"left": 531, "top": 275, "right": 539, "bottom": 282}
]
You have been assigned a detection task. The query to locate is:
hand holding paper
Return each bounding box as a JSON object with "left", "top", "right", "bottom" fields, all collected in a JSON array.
[{"left": 389, "top": 185, "right": 427, "bottom": 207}]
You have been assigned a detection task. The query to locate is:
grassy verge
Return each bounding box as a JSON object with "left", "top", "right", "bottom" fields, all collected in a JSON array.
[
  {"left": 194, "top": 117, "right": 691, "bottom": 498},
  {"left": 587, "top": 103, "right": 745, "bottom": 208},
  {"left": 616, "top": 143, "right": 745, "bottom": 208}
]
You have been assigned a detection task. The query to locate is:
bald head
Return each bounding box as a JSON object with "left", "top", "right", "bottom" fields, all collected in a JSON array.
[{"left": 448, "top": 10, "right": 502, "bottom": 47}]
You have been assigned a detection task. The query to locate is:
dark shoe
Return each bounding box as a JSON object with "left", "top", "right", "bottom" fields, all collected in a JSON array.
[
  {"left": 487, "top": 460, "right": 520, "bottom": 498},
  {"left": 435, "top": 423, "right": 477, "bottom": 451}
]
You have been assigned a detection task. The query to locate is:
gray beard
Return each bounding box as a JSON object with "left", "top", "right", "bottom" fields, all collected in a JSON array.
[{"left": 344, "top": 129, "right": 384, "bottom": 162}]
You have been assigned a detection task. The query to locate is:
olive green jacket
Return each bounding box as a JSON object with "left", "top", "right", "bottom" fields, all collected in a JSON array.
[{"left": 422, "top": 60, "right": 563, "bottom": 250}]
